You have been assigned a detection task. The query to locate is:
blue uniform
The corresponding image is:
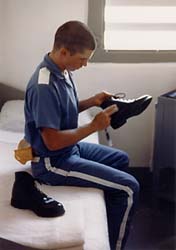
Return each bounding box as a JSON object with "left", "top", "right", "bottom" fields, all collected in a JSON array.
[{"left": 25, "top": 54, "right": 139, "bottom": 250}]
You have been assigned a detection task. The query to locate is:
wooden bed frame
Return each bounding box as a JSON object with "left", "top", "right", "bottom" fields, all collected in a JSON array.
[
  {"left": 0, "top": 237, "right": 37, "bottom": 250},
  {"left": 0, "top": 83, "right": 25, "bottom": 111}
]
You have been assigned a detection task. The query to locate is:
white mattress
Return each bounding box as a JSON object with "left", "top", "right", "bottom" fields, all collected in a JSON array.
[
  {"left": 0, "top": 129, "right": 23, "bottom": 144},
  {"left": 0, "top": 107, "right": 99, "bottom": 145},
  {"left": 0, "top": 130, "right": 109, "bottom": 250}
]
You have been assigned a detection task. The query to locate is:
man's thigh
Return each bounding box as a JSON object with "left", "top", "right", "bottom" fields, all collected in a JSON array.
[
  {"left": 63, "top": 154, "right": 135, "bottom": 192},
  {"left": 77, "top": 142, "right": 129, "bottom": 171}
]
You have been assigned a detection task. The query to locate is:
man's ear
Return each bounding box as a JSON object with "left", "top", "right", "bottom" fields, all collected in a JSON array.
[{"left": 60, "top": 47, "right": 70, "bottom": 57}]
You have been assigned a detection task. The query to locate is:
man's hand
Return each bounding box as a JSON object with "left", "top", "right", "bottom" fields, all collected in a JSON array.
[
  {"left": 78, "top": 91, "right": 114, "bottom": 112},
  {"left": 91, "top": 91, "right": 113, "bottom": 107},
  {"left": 91, "top": 104, "right": 118, "bottom": 131}
]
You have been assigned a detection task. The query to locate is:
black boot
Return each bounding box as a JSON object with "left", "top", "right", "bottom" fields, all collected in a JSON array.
[
  {"left": 101, "top": 94, "right": 152, "bottom": 129},
  {"left": 11, "top": 171, "right": 65, "bottom": 217}
]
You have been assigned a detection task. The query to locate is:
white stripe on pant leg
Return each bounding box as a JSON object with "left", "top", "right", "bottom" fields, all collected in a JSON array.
[
  {"left": 116, "top": 197, "right": 133, "bottom": 250},
  {"left": 44, "top": 157, "right": 133, "bottom": 250},
  {"left": 44, "top": 158, "right": 70, "bottom": 176},
  {"left": 68, "top": 171, "right": 133, "bottom": 250}
]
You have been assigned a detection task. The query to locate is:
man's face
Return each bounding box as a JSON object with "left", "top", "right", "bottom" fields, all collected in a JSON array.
[{"left": 65, "top": 49, "right": 94, "bottom": 71}]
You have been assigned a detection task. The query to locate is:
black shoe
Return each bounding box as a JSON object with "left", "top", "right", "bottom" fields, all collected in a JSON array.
[
  {"left": 11, "top": 171, "right": 65, "bottom": 217},
  {"left": 101, "top": 93, "right": 152, "bottom": 129}
]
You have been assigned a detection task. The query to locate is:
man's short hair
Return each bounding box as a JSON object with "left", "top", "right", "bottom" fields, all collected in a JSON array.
[{"left": 53, "top": 20, "right": 96, "bottom": 54}]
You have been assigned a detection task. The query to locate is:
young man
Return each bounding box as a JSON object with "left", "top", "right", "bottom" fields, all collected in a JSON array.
[{"left": 24, "top": 21, "right": 139, "bottom": 250}]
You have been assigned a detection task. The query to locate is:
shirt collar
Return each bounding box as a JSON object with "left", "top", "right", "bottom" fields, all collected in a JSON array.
[{"left": 44, "top": 53, "right": 64, "bottom": 79}]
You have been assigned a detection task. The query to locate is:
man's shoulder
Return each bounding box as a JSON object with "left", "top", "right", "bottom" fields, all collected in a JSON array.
[
  {"left": 27, "top": 66, "right": 53, "bottom": 91},
  {"left": 38, "top": 67, "right": 51, "bottom": 85}
]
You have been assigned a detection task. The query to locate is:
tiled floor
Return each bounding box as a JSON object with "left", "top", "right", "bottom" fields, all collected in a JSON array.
[{"left": 126, "top": 189, "right": 176, "bottom": 250}]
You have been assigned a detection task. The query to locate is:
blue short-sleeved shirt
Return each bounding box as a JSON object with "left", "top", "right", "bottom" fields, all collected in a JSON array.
[{"left": 24, "top": 54, "right": 79, "bottom": 157}]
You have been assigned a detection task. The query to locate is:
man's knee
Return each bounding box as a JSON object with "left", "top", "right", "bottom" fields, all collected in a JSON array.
[
  {"left": 116, "top": 150, "right": 129, "bottom": 170},
  {"left": 121, "top": 151, "right": 129, "bottom": 166},
  {"left": 113, "top": 170, "right": 140, "bottom": 196},
  {"left": 127, "top": 175, "right": 140, "bottom": 197}
]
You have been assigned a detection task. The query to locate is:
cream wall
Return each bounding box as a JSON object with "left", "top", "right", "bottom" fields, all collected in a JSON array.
[
  {"left": 1, "top": 0, "right": 88, "bottom": 87},
  {"left": 1, "top": 0, "right": 176, "bottom": 167},
  {"left": 0, "top": 0, "right": 3, "bottom": 79}
]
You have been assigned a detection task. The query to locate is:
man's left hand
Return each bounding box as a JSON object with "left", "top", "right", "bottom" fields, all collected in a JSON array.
[{"left": 92, "top": 91, "right": 113, "bottom": 107}]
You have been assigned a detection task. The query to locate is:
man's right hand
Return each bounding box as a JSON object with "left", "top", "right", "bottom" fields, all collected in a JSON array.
[{"left": 91, "top": 104, "right": 118, "bottom": 131}]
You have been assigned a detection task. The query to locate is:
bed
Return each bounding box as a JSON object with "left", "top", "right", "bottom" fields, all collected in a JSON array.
[{"left": 0, "top": 84, "right": 110, "bottom": 250}]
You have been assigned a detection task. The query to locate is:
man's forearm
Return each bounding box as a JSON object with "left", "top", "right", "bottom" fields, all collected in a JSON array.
[
  {"left": 78, "top": 97, "right": 95, "bottom": 112},
  {"left": 41, "top": 104, "right": 116, "bottom": 151},
  {"left": 41, "top": 123, "right": 97, "bottom": 151}
]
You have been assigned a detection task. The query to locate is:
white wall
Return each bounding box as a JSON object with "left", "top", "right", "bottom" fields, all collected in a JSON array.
[
  {"left": 1, "top": 0, "right": 176, "bottom": 167},
  {"left": 0, "top": 0, "right": 3, "bottom": 79},
  {"left": 1, "top": 0, "right": 88, "bottom": 88}
]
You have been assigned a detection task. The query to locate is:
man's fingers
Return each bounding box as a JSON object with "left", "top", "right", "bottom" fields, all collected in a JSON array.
[{"left": 103, "top": 104, "right": 118, "bottom": 116}]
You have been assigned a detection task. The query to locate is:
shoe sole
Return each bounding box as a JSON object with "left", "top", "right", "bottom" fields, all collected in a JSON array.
[{"left": 11, "top": 199, "right": 65, "bottom": 217}]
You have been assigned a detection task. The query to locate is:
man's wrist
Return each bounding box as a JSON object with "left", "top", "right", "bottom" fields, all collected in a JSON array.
[
  {"left": 88, "top": 120, "right": 98, "bottom": 133},
  {"left": 90, "top": 95, "right": 102, "bottom": 107},
  {"left": 87, "top": 96, "right": 96, "bottom": 107}
]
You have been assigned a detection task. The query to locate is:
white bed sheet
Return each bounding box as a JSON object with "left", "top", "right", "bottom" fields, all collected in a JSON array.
[
  {"left": 0, "top": 130, "right": 109, "bottom": 250},
  {"left": 0, "top": 129, "right": 23, "bottom": 144}
]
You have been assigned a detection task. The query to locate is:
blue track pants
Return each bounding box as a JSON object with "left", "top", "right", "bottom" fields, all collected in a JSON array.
[{"left": 31, "top": 142, "right": 139, "bottom": 250}]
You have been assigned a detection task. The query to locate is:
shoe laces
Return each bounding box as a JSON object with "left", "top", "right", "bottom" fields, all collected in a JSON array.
[
  {"left": 113, "top": 92, "right": 126, "bottom": 99},
  {"left": 113, "top": 92, "right": 135, "bottom": 103}
]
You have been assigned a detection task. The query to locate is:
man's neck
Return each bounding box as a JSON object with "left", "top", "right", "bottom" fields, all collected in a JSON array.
[{"left": 49, "top": 51, "right": 65, "bottom": 72}]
